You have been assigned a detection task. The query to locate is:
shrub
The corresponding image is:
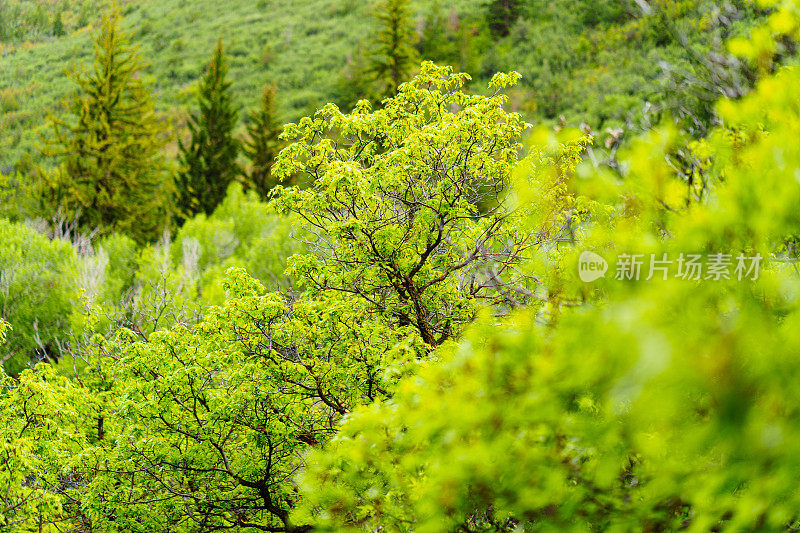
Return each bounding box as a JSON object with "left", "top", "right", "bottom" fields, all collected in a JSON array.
[{"left": 0, "top": 219, "right": 75, "bottom": 374}]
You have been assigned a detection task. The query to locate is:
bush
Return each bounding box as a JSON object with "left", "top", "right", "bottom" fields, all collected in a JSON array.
[
  {"left": 173, "top": 184, "right": 304, "bottom": 301},
  {"left": 0, "top": 219, "right": 75, "bottom": 374}
]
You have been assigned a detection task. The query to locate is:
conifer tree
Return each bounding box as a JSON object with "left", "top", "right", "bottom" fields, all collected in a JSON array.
[
  {"left": 0, "top": 7, "right": 6, "bottom": 41},
  {"left": 334, "top": 42, "right": 374, "bottom": 111},
  {"left": 419, "top": 1, "right": 448, "bottom": 58},
  {"left": 243, "top": 83, "right": 282, "bottom": 200},
  {"left": 369, "top": 0, "right": 418, "bottom": 98},
  {"left": 176, "top": 39, "right": 240, "bottom": 221},
  {"left": 52, "top": 11, "right": 65, "bottom": 37},
  {"left": 42, "top": 5, "right": 171, "bottom": 243},
  {"left": 485, "top": 0, "right": 523, "bottom": 37}
]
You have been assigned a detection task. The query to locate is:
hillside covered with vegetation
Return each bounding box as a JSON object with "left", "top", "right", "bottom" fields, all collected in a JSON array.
[
  {"left": 1, "top": 0, "right": 799, "bottom": 531},
  {"left": 1, "top": 0, "right": 761, "bottom": 174}
]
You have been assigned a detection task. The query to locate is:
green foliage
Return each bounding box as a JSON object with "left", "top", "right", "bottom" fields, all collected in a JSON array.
[
  {"left": 68, "top": 188, "right": 306, "bottom": 343},
  {"left": 176, "top": 38, "right": 241, "bottom": 220},
  {"left": 52, "top": 9, "right": 64, "bottom": 37},
  {"left": 39, "top": 5, "right": 173, "bottom": 243},
  {"left": 0, "top": 65, "right": 559, "bottom": 532},
  {"left": 0, "top": 363, "right": 91, "bottom": 528},
  {"left": 0, "top": 0, "right": 102, "bottom": 43},
  {"left": 56, "top": 185, "right": 303, "bottom": 348},
  {"left": 294, "top": 5, "right": 800, "bottom": 531},
  {"left": 273, "top": 63, "right": 548, "bottom": 346},
  {"left": 173, "top": 184, "right": 305, "bottom": 301},
  {"left": 0, "top": 3, "right": 793, "bottom": 533},
  {"left": 243, "top": 83, "right": 283, "bottom": 200},
  {"left": 0, "top": 172, "right": 13, "bottom": 219},
  {"left": 0, "top": 0, "right": 767, "bottom": 174},
  {"left": 369, "top": 0, "right": 418, "bottom": 97},
  {"left": 27, "top": 267, "right": 420, "bottom": 531},
  {"left": 484, "top": 0, "right": 523, "bottom": 37},
  {"left": 417, "top": 2, "right": 492, "bottom": 76},
  {"left": 0, "top": 0, "right": 378, "bottom": 171},
  {"left": 0, "top": 219, "right": 75, "bottom": 375},
  {"left": 576, "top": 0, "right": 630, "bottom": 27},
  {"left": 332, "top": 41, "right": 375, "bottom": 112},
  {"left": 417, "top": 1, "right": 455, "bottom": 60}
]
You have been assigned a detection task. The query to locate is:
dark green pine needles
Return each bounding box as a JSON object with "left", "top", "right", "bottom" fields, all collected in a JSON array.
[
  {"left": 176, "top": 38, "right": 241, "bottom": 222},
  {"left": 42, "top": 5, "right": 172, "bottom": 243}
]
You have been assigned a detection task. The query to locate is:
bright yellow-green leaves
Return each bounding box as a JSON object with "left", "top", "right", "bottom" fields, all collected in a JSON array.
[
  {"left": 293, "top": 10, "right": 800, "bottom": 533},
  {"left": 728, "top": 0, "right": 800, "bottom": 71},
  {"left": 0, "top": 64, "right": 585, "bottom": 531},
  {"left": 5, "top": 262, "right": 420, "bottom": 531},
  {"left": 4, "top": 10, "right": 798, "bottom": 531},
  {"left": 272, "top": 62, "right": 560, "bottom": 346}
]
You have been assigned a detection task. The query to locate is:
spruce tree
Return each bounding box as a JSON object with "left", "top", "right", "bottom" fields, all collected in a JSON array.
[
  {"left": 52, "top": 11, "right": 65, "bottom": 37},
  {"left": 485, "top": 0, "right": 523, "bottom": 37},
  {"left": 334, "top": 42, "right": 374, "bottom": 111},
  {"left": 176, "top": 39, "right": 240, "bottom": 220},
  {"left": 243, "top": 83, "right": 282, "bottom": 200},
  {"left": 369, "top": 0, "right": 418, "bottom": 98},
  {"left": 42, "top": 5, "right": 171, "bottom": 243},
  {"left": 0, "top": 6, "right": 8, "bottom": 41}
]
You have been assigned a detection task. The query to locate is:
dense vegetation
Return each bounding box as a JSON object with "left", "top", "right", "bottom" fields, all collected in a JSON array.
[
  {"left": 1, "top": 0, "right": 799, "bottom": 531},
  {"left": 0, "top": 0, "right": 761, "bottom": 175}
]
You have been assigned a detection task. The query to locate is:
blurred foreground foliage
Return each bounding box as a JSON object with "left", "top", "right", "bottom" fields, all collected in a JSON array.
[{"left": 294, "top": 2, "right": 800, "bottom": 531}]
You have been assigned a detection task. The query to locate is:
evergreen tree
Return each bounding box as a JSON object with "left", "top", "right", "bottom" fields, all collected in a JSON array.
[
  {"left": 52, "top": 11, "right": 65, "bottom": 37},
  {"left": 77, "top": 2, "right": 90, "bottom": 28},
  {"left": 176, "top": 38, "right": 240, "bottom": 221},
  {"left": 369, "top": 0, "right": 418, "bottom": 98},
  {"left": 41, "top": 5, "right": 172, "bottom": 243},
  {"left": 485, "top": 0, "right": 523, "bottom": 37},
  {"left": 334, "top": 42, "right": 374, "bottom": 111},
  {"left": 418, "top": 1, "right": 448, "bottom": 59},
  {"left": 243, "top": 83, "right": 282, "bottom": 200},
  {"left": 0, "top": 5, "right": 7, "bottom": 41}
]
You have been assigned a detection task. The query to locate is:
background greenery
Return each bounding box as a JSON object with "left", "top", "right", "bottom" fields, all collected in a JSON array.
[{"left": 0, "top": 0, "right": 761, "bottom": 174}]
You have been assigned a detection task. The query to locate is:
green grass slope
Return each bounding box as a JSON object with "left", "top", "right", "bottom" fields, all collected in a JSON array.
[
  {"left": 0, "top": 0, "right": 379, "bottom": 171},
  {"left": 0, "top": 0, "right": 763, "bottom": 174}
]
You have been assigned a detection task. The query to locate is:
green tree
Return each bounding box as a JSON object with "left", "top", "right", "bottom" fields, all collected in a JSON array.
[
  {"left": 176, "top": 38, "right": 240, "bottom": 221},
  {"left": 272, "top": 63, "right": 556, "bottom": 346},
  {"left": 485, "top": 0, "right": 523, "bottom": 37},
  {"left": 369, "top": 0, "right": 418, "bottom": 98},
  {"left": 52, "top": 10, "right": 65, "bottom": 37},
  {"left": 0, "top": 7, "right": 797, "bottom": 533},
  {"left": 0, "top": 64, "right": 555, "bottom": 532},
  {"left": 0, "top": 220, "right": 75, "bottom": 375},
  {"left": 418, "top": 1, "right": 458, "bottom": 64},
  {"left": 243, "top": 83, "right": 282, "bottom": 200},
  {"left": 41, "top": 6, "right": 172, "bottom": 243},
  {"left": 576, "top": 0, "right": 629, "bottom": 26},
  {"left": 334, "top": 42, "right": 374, "bottom": 111}
]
